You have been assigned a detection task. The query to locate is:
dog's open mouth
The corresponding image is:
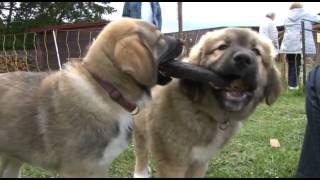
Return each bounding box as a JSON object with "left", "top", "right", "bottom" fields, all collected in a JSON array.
[
  {"left": 224, "top": 79, "right": 252, "bottom": 99},
  {"left": 210, "top": 78, "right": 255, "bottom": 112}
]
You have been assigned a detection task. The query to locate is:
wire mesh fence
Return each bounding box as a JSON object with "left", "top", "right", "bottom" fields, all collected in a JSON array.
[
  {"left": 0, "top": 29, "right": 102, "bottom": 73},
  {"left": 0, "top": 23, "right": 319, "bottom": 84}
]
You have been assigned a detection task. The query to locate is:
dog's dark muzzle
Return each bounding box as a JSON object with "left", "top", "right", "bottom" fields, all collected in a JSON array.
[
  {"left": 211, "top": 46, "right": 258, "bottom": 91},
  {"left": 157, "top": 36, "right": 184, "bottom": 85},
  {"left": 158, "top": 36, "right": 184, "bottom": 64},
  {"left": 206, "top": 46, "right": 259, "bottom": 112}
]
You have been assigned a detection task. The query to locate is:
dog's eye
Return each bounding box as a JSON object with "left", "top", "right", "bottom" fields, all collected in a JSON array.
[
  {"left": 217, "top": 44, "right": 228, "bottom": 50},
  {"left": 252, "top": 48, "right": 261, "bottom": 56}
]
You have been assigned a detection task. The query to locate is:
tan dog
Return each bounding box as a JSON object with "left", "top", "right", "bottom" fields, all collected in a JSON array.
[
  {"left": 133, "top": 28, "right": 282, "bottom": 178},
  {"left": 0, "top": 18, "right": 182, "bottom": 178}
]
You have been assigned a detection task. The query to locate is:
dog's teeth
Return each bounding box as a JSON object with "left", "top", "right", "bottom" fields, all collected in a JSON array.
[{"left": 209, "top": 82, "right": 221, "bottom": 90}]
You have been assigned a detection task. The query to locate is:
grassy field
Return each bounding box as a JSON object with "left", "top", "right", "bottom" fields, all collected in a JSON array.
[{"left": 20, "top": 88, "right": 307, "bottom": 178}]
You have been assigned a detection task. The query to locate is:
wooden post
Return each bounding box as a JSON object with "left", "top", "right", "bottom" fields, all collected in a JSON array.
[
  {"left": 178, "top": 2, "right": 183, "bottom": 39},
  {"left": 53, "top": 30, "right": 62, "bottom": 70},
  {"left": 301, "top": 20, "right": 306, "bottom": 91}
]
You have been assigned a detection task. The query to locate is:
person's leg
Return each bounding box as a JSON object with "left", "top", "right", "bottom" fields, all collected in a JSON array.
[
  {"left": 287, "top": 54, "right": 298, "bottom": 87},
  {"left": 296, "top": 65, "right": 320, "bottom": 178}
]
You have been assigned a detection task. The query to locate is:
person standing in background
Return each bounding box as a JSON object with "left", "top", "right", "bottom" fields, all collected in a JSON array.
[
  {"left": 259, "top": 12, "right": 280, "bottom": 55},
  {"left": 122, "top": 2, "right": 162, "bottom": 30},
  {"left": 279, "top": 2, "right": 320, "bottom": 90}
]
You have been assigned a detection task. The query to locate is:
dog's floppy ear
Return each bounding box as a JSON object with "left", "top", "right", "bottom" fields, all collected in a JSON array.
[
  {"left": 114, "top": 35, "right": 157, "bottom": 87},
  {"left": 188, "top": 43, "right": 203, "bottom": 64},
  {"left": 265, "top": 65, "right": 282, "bottom": 105}
]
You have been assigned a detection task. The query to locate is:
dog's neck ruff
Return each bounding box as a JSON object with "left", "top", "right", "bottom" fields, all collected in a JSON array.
[{"left": 83, "top": 65, "right": 139, "bottom": 115}]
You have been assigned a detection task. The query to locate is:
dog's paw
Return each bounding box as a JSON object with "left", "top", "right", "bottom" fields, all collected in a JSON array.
[{"left": 133, "top": 166, "right": 152, "bottom": 178}]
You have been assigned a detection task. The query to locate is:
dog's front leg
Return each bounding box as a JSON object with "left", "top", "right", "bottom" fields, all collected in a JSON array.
[
  {"left": 185, "top": 162, "right": 208, "bottom": 178},
  {"left": 155, "top": 160, "right": 188, "bottom": 178}
]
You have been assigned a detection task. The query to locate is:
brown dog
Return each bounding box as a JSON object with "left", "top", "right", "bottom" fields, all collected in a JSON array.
[
  {"left": 133, "top": 28, "right": 282, "bottom": 178},
  {"left": 0, "top": 18, "right": 182, "bottom": 177}
]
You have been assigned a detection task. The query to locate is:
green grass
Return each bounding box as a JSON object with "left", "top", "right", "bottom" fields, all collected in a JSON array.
[
  {"left": 206, "top": 89, "right": 306, "bottom": 178},
  {"left": 20, "top": 89, "right": 306, "bottom": 178}
]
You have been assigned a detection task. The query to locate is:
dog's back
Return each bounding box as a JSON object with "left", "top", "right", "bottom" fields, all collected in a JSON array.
[{"left": 0, "top": 71, "right": 51, "bottom": 161}]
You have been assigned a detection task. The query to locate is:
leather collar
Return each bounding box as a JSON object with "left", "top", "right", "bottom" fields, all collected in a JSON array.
[{"left": 83, "top": 66, "right": 139, "bottom": 115}]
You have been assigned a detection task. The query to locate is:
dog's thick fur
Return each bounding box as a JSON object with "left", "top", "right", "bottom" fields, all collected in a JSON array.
[
  {"left": 0, "top": 18, "right": 181, "bottom": 178},
  {"left": 133, "top": 28, "right": 282, "bottom": 178}
]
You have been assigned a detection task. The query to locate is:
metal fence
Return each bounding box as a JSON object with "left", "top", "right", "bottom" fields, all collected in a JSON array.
[
  {"left": 301, "top": 19, "right": 320, "bottom": 88},
  {"left": 277, "top": 19, "right": 320, "bottom": 90}
]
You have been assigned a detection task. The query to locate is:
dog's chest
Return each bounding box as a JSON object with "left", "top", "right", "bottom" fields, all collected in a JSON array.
[
  {"left": 190, "top": 122, "right": 240, "bottom": 163},
  {"left": 99, "top": 113, "right": 133, "bottom": 166}
]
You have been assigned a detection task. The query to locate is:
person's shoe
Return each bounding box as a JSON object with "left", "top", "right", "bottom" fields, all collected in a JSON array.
[{"left": 288, "top": 86, "right": 299, "bottom": 90}]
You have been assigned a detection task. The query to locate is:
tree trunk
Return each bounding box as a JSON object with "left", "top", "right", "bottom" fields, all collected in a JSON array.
[{"left": 6, "top": 2, "right": 14, "bottom": 29}]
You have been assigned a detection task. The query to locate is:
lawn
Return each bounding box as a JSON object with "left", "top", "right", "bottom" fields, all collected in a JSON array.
[
  {"left": 20, "top": 88, "right": 306, "bottom": 178},
  {"left": 205, "top": 89, "right": 306, "bottom": 178}
]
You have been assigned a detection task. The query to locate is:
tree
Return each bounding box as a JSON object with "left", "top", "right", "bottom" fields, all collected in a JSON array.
[
  {"left": 0, "top": 2, "right": 116, "bottom": 33},
  {"left": 0, "top": 2, "right": 17, "bottom": 26}
]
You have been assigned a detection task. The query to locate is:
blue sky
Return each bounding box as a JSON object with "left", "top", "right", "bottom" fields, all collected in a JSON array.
[{"left": 102, "top": 2, "right": 320, "bottom": 33}]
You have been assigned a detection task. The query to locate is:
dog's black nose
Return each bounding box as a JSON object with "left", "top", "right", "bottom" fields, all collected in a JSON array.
[{"left": 233, "top": 52, "right": 253, "bottom": 69}]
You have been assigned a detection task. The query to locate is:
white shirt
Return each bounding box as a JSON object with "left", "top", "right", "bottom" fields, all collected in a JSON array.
[
  {"left": 141, "top": 2, "right": 153, "bottom": 24},
  {"left": 259, "top": 17, "right": 279, "bottom": 54}
]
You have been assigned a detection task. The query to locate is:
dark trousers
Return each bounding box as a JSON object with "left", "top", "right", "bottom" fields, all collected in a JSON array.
[
  {"left": 287, "top": 54, "right": 301, "bottom": 87},
  {"left": 296, "top": 65, "right": 320, "bottom": 178}
]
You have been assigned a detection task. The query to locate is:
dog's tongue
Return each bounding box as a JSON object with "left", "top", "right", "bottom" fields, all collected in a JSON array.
[{"left": 229, "top": 91, "right": 243, "bottom": 97}]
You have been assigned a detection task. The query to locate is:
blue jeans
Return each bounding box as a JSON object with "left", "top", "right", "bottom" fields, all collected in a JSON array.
[
  {"left": 287, "top": 54, "right": 301, "bottom": 87},
  {"left": 296, "top": 65, "right": 320, "bottom": 178}
]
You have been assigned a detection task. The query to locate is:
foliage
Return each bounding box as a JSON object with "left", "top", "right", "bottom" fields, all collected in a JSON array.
[
  {"left": 0, "top": 2, "right": 115, "bottom": 50},
  {"left": 0, "top": 2, "right": 115, "bottom": 33}
]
